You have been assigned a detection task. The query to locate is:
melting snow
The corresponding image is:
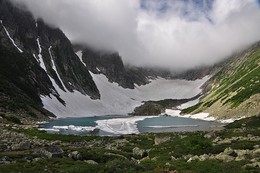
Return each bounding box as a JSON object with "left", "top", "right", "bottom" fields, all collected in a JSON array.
[
  {"left": 49, "top": 46, "right": 67, "bottom": 91},
  {"left": 0, "top": 20, "right": 23, "bottom": 53},
  {"left": 76, "top": 51, "right": 86, "bottom": 67},
  {"left": 165, "top": 109, "right": 216, "bottom": 121},
  {"left": 96, "top": 67, "right": 101, "bottom": 72},
  {"left": 33, "top": 54, "right": 39, "bottom": 63},
  {"left": 36, "top": 38, "right": 47, "bottom": 71},
  {"left": 177, "top": 97, "right": 201, "bottom": 109}
]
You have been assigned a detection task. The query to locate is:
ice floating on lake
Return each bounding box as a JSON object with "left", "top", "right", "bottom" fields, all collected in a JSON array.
[
  {"left": 96, "top": 116, "right": 155, "bottom": 134},
  {"left": 39, "top": 125, "right": 97, "bottom": 133}
]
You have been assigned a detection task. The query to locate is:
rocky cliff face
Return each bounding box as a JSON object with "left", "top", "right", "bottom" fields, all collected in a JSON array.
[
  {"left": 80, "top": 47, "right": 212, "bottom": 89},
  {"left": 81, "top": 48, "right": 136, "bottom": 89},
  {"left": 0, "top": 0, "right": 100, "bottom": 120}
]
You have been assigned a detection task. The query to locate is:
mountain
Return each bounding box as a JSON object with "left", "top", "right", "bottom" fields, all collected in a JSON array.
[
  {"left": 0, "top": 0, "right": 212, "bottom": 120},
  {"left": 0, "top": 0, "right": 99, "bottom": 121},
  {"left": 2, "top": 0, "right": 257, "bottom": 121},
  {"left": 75, "top": 46, "right": 212, "bottom": 89},
  {"left": 181, "top": 42, "right": 260, "bottom": 119}
]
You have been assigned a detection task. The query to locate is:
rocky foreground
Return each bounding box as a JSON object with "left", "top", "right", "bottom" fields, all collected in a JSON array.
[{"left": 0, "top": 115, "right": 259, "bottom": 173}]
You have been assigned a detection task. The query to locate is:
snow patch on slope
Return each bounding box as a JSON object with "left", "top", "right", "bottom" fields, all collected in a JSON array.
[
  {"left": 0, "top": 20, "right": 23, "bottom": 53},
  {"left": 41, "top": 71, "right": 210, "bottom": 117},
  {"left": 36, "top": 38, "right": 47, "bottom": 71},
  {"left": 165, "top": 109, "right": 216, "bottom": 121},
  {"left": 76, "top": 51, "right": 86, "bottom": 67},
  {"left": 49, "top": 46, "right": 67, "bottom": 91},
  {"left": 177, "top": 97, "right": 201, "bottom": 110}
]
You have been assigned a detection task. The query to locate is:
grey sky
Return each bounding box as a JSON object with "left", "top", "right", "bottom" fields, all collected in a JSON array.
[{"left": 11, "top": 0, "right": 260, "bottom": 71}]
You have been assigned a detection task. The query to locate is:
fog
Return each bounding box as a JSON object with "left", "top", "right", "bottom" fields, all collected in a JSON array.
[{"left": 11, "top": 0, "right": 260, "bottom": 71}]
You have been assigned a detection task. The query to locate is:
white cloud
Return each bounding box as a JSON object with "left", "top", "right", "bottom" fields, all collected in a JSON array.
[{"left": 11, "top": 0, "right": 260, "bottom": 71}]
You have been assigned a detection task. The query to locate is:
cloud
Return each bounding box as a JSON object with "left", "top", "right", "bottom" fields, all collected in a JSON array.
[{"left": 10, "top": 0, "right": 260, "bottom": 71}]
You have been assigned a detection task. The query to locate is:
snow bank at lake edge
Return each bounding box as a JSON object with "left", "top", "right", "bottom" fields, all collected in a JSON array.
[{"left": 164, "top": 109, "right": 245, "bottom": 123}]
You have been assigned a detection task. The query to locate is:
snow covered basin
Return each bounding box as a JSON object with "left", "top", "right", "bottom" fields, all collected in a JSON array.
[{"left": 40, "top": 114, "right": 223, "bottom": 136}]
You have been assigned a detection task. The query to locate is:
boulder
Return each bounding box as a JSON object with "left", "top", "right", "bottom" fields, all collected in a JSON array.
[
  {"left": 11, "top": 141, "right": 31, "bottom": 150},
  {"left": 47, "top": 145, "right": 64, "bottom": 158},
  {"left": 85, "top": 160, "right": 98, "bottom": 165},
  {"left": 253, "top": 148, "right": 260, "bottom": 156},
  {"left": 154, "top": 136, "right": 170, "bottom": 145},
  {"left": 199, "top": 154, "right": 209, "bottom": 161},
  {"left": 38, "top": 149, "right": 52, "bottom": 159},
  {"left": 133, "top": 147, "right": 148, "bottom": 159},
  {"left": 68, "top": 151, "right": 82, "bottom": 160}
]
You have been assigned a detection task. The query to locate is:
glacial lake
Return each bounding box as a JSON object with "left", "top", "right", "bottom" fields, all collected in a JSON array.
[{"left": 40, "top": 115, "right": 223, "bottom": 136}]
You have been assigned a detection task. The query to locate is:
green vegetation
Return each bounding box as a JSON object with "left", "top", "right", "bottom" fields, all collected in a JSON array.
[
  {"left": 225, "top": 115, "right": 260, "bottom": 129},
  {"left": 181, "top": 46, "right": 260, "bottom": 115},
  {"left": 16, "top": 128, "right": 101, "bottom": 142},
  {"left": 181, "top": 102, "right": 203, "bottom": 114},
  {"left": 0, "top": 113, "right": 22, "bottom": 124},
  {"left": 0, "top": 115, "right": 259, "bottom": 173},
  {"left": 133, "top": 95, "right": 201, "bottom": 116}
]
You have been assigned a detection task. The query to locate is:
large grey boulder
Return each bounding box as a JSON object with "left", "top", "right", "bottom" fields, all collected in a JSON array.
[{"left": 47, "top": 145, "right": 64, "bottom": 158}]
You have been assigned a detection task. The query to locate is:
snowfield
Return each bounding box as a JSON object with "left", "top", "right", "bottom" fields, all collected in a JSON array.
[
  {"left": 40, "top": 50, "right": 210, "bottom": 118},
  {"left": 41, "top": 71, "right": 209, "bottom": 117}
]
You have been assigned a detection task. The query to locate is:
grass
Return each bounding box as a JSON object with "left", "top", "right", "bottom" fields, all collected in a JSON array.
[
  {"left": 225, "top": 115, "right": 260, "bottom": 129},
  {"left": 0, "top": 113, "right": 22, "bottom": 124},
  {"left": 16, "top": 128, "right": 101, "bottom": 142},
  {"left": 181, "top": 48, "right": 260, "bottom": 114},
  {"left": 0, "top": 114, "right": 259, "bottom": 173},
  {"left": 181, "top": 102, "right": 203, "bottom": 114}
]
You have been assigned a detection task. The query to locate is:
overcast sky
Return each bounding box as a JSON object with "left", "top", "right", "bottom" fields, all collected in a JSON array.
[{"left": 11, "top": 0, "right": 260, "bottom": 71}]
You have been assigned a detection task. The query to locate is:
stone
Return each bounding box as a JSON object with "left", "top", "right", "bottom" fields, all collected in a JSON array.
[
  {"left": 228, "top": 151, "right": 238, "bottom": 157},
  {"left": 245, "top": 162, "right": 260, "bottom": 168},
  {"left": 133, "top": 147, "right": 148, "bottom": 158},
  {"left": 11, "top": 141, "right": 31, "bottom": 150},
  {"left": 253, "top": 148, "right": 260, "bottom": 156},
  {"left": 85, "top": 160, "right": 98, "bottom": 165},
  {"left": 187, "top": 158, "right": 193, "bottom": 162},
  {"left": 204, "top": 131, "right": 218, "bottom": 139},
  {"left": 215, "top": 153, "right": 234, "bottom": 162},
  {"left": 47, "top": 145, "right": 64, "bottom": 158},
  {"left": 39, "top": 149, "right": 52, "bottom": 158},
  {"left": 69, "top": 151, "right": 82, "bottom": 160},
  {"left": 199, "top": 154, "right": 209, "bottom": 161},
  {"left": 171, "top": 156, "right": 177, "bottom": 161},
  {"left": 33, "top": 158, "right": 41, "bottom": 162},
  {"left": 154, "top": 136, "right": 170, "bottom": 145}
]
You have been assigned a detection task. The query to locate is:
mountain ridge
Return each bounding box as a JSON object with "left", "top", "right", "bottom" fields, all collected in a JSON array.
[{"left": 181, "top": 41, "right": 260, "bottom": 119}]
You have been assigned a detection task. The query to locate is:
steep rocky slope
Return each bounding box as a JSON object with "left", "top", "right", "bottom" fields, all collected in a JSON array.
[
  {"left": 182, "top": 42, "right": 260, "bottom": 119},
  {"left": 0, "top": 0, "right": 100, "bottom": 121},
  {"left": 79, "top": 46, "right": 212, "bottom": 89}
]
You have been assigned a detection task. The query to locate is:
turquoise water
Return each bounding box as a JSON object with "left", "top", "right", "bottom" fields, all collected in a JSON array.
[
  {"left": 40, "top": 115, "right": 223, "bottom": 136},
  {"left": 137, "top": 116, "right": 221, "bottom": 133}
]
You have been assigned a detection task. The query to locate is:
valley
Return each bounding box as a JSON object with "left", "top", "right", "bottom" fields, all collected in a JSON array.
[{"left": 0, "top": 0, "right": 259, "bottom": 172}]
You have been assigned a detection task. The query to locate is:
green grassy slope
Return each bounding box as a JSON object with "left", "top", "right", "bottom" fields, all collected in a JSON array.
[{"left": 182, "top": 43, "right": 260, "bottom": 119}]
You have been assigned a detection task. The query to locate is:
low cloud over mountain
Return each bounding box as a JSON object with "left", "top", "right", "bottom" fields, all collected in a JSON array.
[{"left": 11, "top": 0, "right": 260, "bottom": 71}]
